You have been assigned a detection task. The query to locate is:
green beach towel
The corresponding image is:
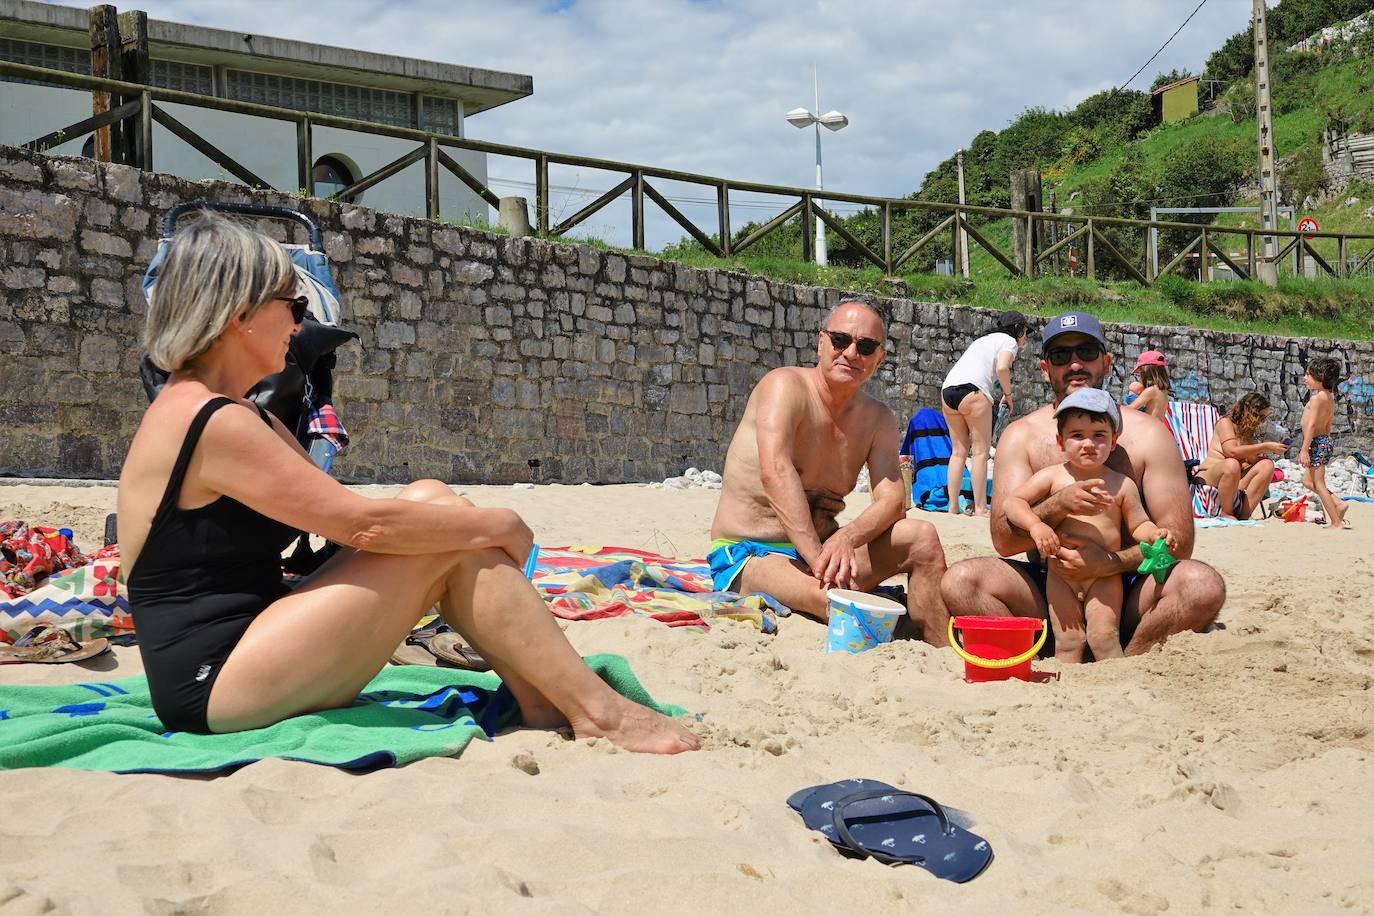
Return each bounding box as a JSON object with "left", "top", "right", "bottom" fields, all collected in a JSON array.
[{"left": 0, "top": 654, "right": 684, "bottom": 774}]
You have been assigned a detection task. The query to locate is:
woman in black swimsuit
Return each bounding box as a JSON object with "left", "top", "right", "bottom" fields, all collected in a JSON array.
[{"left": 118, "top": 211, "right": 698, "bottom": 754}]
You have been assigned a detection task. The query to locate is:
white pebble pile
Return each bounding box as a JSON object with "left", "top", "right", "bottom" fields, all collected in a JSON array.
[{"left": 646, "top": 467, "right": 723, "bottom": 490}]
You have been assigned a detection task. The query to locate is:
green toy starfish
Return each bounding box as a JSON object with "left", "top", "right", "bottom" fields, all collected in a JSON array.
[{"left": 1138, "top": 538, "right": 1177, "bottom": 584}]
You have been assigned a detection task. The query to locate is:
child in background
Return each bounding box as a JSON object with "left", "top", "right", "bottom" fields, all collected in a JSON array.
[
  {"left": 1300, "top": 356, "right": 1347, "bottom": 530},
  {"left": 1005, "top": 388, "right": 1176, "bottom": 663},
  {"left": 1125, "top": 350, "right": 1170, "bottom": 421}
]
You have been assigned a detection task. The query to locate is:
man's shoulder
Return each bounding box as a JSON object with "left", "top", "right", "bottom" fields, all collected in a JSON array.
[
  {"left": 854, "top": 389, "right": 897, "bottom": 423},
  {"left": 1119, "top": 409, "right": 1184, "bottom": 473},
  {"left": 1001, "top": 406, "right": 1055, "bottom": 447}
]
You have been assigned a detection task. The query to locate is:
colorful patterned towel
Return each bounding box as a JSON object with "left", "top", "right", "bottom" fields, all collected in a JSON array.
[
  {"left": 0, "top": 521, "right": 88, "bottom": 598},
  {"left": 532, "top": 546, "right": 786, "bottom": 633},
  {"left": 1, "top": 540, "right": 128, "bottom": 645},
  {"left": 0, "top": 654, "right": 681, "bottom": 773}
]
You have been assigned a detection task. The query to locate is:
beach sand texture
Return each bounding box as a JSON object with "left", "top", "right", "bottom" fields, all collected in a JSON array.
[{"left": 2, "top": 482, "right": 1372, "bottom": 914}]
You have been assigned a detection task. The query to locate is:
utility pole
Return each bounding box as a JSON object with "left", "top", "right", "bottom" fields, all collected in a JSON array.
[
  {"left": 956, "top": 149, "right": 970, "bottom": 278},
  {"left": 1253, "top": 0, "right": 1280, "bottom": 286}
]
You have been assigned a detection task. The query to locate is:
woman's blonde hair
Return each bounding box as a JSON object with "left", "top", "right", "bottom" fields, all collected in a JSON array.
[
  {"left": 1228, "top": 392, "right": 1270, "bottom": 439},
  {"left": 1135, "top": 364, "right": 1171, "bottom": 392},
  {"left": 144, "top": 210, "right": 295, "bottom": 371}
]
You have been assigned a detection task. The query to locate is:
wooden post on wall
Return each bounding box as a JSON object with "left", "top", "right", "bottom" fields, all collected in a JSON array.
[
  {"left": 117, "top": 10, "right": 149, "bottom": 168},
  {"left": 88, "top": 5, "right": 124, "bottom": 163},
  {"left": 1010, "top": 168, "right": 1043, "bottom": 276}
]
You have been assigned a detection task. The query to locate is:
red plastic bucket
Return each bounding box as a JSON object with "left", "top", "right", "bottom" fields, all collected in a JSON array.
[{"left": 948, "top": 616, "right": 1047, "bottom": 683}]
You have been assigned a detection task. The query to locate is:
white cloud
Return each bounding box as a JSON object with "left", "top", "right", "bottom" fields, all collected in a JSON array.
[{"left": 41, "top": 0, "right": 1249, "bottom": 247}]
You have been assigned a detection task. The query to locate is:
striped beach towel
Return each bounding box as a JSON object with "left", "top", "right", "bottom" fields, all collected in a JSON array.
[
  {"left": 531, "top": 546, "right": 784, "bottom": 633},
  {"left": 1165, "top": 400, "right": 1223, "bottom": 518},
  {"left": 900, "top": 408, "right": 984, "bottom": 512}
]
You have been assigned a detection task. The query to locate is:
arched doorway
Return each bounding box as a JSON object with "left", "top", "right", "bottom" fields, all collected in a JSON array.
[{"left": 312, "top": 155, "right": 356, "bottom": 199}]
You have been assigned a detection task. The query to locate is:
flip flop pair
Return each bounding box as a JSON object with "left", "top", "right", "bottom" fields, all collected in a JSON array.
[
  {"left": 787, "top": 778, "right": 993, "bottom": 882},
  {"left": 0, "top": 625, "right": 111, "bottom": 665}
]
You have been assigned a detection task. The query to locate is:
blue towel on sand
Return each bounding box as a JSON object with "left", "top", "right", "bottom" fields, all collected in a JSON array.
[
  {"left": 900, "top": 408, "right": 988, "bottom": 512},
  {"left": 0, "top": 654, "right": 683, "bottom": 774}
]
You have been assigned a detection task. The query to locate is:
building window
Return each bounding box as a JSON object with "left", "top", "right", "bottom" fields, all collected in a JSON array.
[
  {"left": 420, "top": 95, "right": 460, "bottom": 136},
  {"left": 0, "top": 38, "right": 91, "bottom": 87},
  {"left": 226, "top": 69, "right": 413, "bottom": 128},
  {"left": 150, "top": 59, "right": 213, "bottom": 95},
  {"left": 312, "top": 155, "right": 355, "bottom": 198}
]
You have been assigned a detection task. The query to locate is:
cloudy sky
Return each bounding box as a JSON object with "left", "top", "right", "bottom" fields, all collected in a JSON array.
[{"left": 46, "top": 0, "right": 1251, "bottom": 248}]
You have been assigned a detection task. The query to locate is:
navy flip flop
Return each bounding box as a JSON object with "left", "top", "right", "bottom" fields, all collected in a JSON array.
[{"left": 787, "top": 778, "right": 993, "bottom": 882}]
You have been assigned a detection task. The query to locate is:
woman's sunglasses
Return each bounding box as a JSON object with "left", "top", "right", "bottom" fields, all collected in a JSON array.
[
  {"left": 276, "top": 295, "right": 309, "bottom": 324},
  {"left": 1043, "top": 342, "right": 1103, "bottom": 366},
  {"left": 823, "top": 329, "right": 883, "bottom": 357}
]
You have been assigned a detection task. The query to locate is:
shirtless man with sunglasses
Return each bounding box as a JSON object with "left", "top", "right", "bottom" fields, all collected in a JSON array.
[
  {"left": 940, "top": 311, "right": 1225, "bottom": 656},
  {"left": 708, "top": 300, "right": 950, "bottom": 642}
]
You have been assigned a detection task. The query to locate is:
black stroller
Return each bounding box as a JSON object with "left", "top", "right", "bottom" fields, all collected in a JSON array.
[{"left": 111, "top": 202, "right": 358, "bottom": 576}]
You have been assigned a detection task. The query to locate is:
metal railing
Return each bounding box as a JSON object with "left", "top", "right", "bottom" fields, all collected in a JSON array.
[{"left": 7, "top": 57, "right": 1374, "bottom": 286}]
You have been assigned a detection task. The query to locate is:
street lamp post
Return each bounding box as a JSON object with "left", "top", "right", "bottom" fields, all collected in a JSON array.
[{"left": 786, "top": 67, "right": 848, "bottom": 267}]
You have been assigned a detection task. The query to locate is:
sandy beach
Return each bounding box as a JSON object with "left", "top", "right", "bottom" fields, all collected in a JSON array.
[{"left": 2, "top": 480, "right": 1372, "bottom": 914}]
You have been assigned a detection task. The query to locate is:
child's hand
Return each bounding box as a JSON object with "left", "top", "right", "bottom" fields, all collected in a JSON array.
[
  {"left": 1155, "top": 528, "right": 1178, "bottom": 552},
  {"left": 1299, "top": 451, "right": 1311, "bottom": 468},
  {"left": 1030, "top": 523, "right": 1060, "bottom": 558}
]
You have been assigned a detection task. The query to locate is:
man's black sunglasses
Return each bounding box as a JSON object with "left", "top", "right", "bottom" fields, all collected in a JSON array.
[
  {"left": 277, "top": 294, "right": 309, "bottom": 324},
  {"left": 1043, "top": 342, "right": 1104, "bottom": 366},
  {"left": 823, "top": 329, "right": 883, "bottom": 357}
]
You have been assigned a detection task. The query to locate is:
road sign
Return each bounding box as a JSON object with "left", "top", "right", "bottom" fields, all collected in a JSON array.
[{"left": 1298, "top": 217, "right": 1320, "bottom": 239}]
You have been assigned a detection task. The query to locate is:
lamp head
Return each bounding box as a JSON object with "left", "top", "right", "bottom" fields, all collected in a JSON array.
[
  {"left": 818, "top": 110, "right": 849, "bottom": 131},
  {"left": 786, "top": 107, "right": 816, "bottom": 128}
]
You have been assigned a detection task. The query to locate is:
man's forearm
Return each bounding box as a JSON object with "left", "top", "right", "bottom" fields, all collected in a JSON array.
[
  {"left": 760, "top": 471, "right": 824, "bottom": 561},
  {"left": 839, "top": 496, "right": 903, "bottom": 550},
  {"left": 1109, "top": 543, "right": 1142, "bottom": 575},
  {"left": 993, "top": 489, "right": 1070, "bottom": 555}
]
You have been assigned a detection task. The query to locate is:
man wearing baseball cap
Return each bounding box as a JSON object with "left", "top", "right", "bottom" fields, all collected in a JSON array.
[{"left": 941, "top": 311, "right": 1224, "bottom": 656}]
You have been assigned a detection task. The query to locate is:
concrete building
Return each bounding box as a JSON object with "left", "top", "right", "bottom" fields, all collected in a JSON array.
[{"left": 0, "top": 0, "right": 532, "bottom": 220}]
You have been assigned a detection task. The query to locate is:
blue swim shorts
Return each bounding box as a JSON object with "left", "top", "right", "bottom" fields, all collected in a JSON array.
[{"left": 707, "top": 538, "right": 800, "bottom": 593}]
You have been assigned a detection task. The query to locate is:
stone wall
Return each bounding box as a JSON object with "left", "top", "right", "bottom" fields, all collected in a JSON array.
[{"left": 1, "top": 143, "right": 1371, "bottom": 484}]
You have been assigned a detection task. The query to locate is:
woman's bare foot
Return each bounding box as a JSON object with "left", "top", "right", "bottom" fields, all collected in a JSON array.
[
  {"left": 1331, "top": 502, "right": 1349, "bottom": 529},
  {"left": 569, "top": 694, "right": 701, "bottom": 755},
  {"left": 973, "top": 508, "right": 989, "bottom": 518}
]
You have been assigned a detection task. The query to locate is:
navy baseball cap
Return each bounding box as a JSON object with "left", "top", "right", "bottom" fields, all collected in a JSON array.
[
  {"left": 1055, "top": 387, "right": 1121, "bottom": 431},
  {"left": 1041, "top": 311, "right": 1108, "bottom": 349}
]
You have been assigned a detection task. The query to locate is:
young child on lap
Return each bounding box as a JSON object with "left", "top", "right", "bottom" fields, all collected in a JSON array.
[
  {"left": 1005, "top": 388, "right": 1176, "bottom": 663},
  {"left": 1300, "top": 356, "right": 1346, "bottom": 530}
]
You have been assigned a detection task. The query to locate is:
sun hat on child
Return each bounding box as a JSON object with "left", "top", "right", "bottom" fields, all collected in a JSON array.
[
  {"left": 1132, "top": 350, "right": 1166, "bottom": 373},
  {"left": 1054, "top": 386, "right": 1121, "bottom": 432}
]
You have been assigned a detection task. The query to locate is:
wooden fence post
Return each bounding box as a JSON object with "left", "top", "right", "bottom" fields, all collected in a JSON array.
[
  {"left": 1086, "top": 218, "right": 1096, "bottom": 280},
  {"left": 297, "top": 117, "right": 312, "bottom": 194},
  {"left": 717, "top": 181, "right": 732, "bottom": 256},
  {"left": 139, "top": 89, "right": 152, "bottom": 172},
  {"left": 88, "top": 5, "right": 123, "bottom": 164},
  {"left": 801, "top": 193, "right": 814, "bottom": 264},
  {"left": 535, "top": 154, "right": 549, "bottom": 235},
  {"left": 882, "top": 201, "right": 892, "bottom": 275},
  {"left": 631, "top": 169, "right": 645, "bottom": 251},
  {"left": 425, "top": 137, "right": 439, "bottom": 220},
  {"left": 116, "top": 10, "right": 148, "bottom": 167}
]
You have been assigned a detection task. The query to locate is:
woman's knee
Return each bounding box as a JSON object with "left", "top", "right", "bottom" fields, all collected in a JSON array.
[
  {"left": 398, "top": 479, "right": 472, "bottom": 507},
  {"left": 1219, "top": 458, "right": 1242, "bottom": 481}
]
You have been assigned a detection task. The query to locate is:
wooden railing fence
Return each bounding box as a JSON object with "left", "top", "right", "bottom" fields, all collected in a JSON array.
[{"left": 7, "top": 58, "right": 1374, "bottom": 286}]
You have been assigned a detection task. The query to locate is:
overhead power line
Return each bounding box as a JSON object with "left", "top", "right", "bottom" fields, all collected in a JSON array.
[{"left": 1119, "top": 0, "right": 1210, "bottom": 90}]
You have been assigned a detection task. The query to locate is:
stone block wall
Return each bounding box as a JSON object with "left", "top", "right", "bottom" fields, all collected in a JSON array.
[{"left": 1, "top": 143, "right": 1371, "bottom": 484}]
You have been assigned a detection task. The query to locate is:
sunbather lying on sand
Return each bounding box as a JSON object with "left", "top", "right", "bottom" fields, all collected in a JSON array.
[{"left": 116, "top": 211, "right": 697, "bottom": 754}]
